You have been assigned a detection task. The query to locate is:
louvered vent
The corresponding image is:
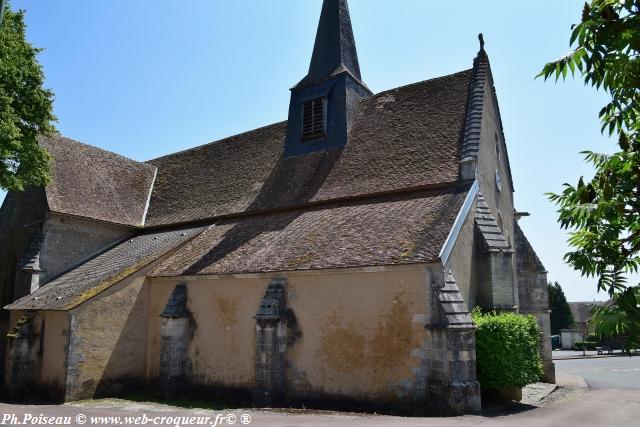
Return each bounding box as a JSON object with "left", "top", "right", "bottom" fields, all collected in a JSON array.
[{"left": 301, "top": 97, "right": 326, "bottom": 141}]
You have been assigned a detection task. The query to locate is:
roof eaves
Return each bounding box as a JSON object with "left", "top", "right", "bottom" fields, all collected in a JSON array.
[
  {"left": 148, "top": 259, "right": 443, "bottom": 280},
  {"left": 5, "top": 226, "right": 212, "bottom": 311},
  {"left": 143, "top": 180, "right": 464, "bottom": 231}
]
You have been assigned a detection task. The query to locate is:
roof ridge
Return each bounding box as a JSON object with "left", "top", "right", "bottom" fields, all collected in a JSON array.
[
  {"left": 40, "top": 135, "right": 155, "bottom": 170},
  {"left": 372, "top": 69, "right": 473, "bottom": 99},
  {"left": 145, "top": 120, "right": 288, "bottom": 164}
]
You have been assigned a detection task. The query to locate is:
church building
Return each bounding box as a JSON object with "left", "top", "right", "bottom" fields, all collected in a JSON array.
[{"left": 0, "top": 0, "right": 554, "bottom": 415}]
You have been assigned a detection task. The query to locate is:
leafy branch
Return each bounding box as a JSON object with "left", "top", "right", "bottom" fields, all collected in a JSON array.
[{"left": 540, "top": 0, "right": 640, "bottom": 349}]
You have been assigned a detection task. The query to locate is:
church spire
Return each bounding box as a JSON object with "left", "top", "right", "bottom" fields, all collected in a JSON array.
[
  {"left": 298, "top": 0, "right": 362, "bottom": 87},
  {"left": 283, "top": 0, "right": 371, "bottom": 158}
]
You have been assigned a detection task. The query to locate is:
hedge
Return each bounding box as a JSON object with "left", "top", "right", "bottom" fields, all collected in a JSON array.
[
  {"left": 472, "top": 309, "right": 543, "bottom": 389},
  {"left": 574, "top": 341, "right": 598, "bottom": 351}
]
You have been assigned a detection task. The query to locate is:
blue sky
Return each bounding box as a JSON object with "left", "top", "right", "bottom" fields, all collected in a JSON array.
[{"left": 4, "top": 0, "right": 621, "bottom": 301}]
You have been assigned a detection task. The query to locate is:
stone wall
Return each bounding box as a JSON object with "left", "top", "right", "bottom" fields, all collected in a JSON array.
[
  {"left": 158, "top": 284, "right": 191, "bottom": 394},
  {"left": 3, "top": 310, "right": 69, "bottom": 400},
  {"left": 147, "top": 265, "right": 480, "bottom": 415},
  {"left": 475, "top": 65, "right": 516, "bottom": 251},
  {"left": 445, "top": 197, "right": 479, "bottom": 309},
  {"left": 477, "top": 251, "right": 517, "bottom": 310},
  {"left": 473, "top": 62, "right": 519, "bottom": 311},
  {"left": 4, "top": 311, "right": 40, "bottom": 397},
  {"left": 0, "top": 189, "right": 48, "bottom": 308},
  {"left": 65, "top": 266, "right": 151, "bottom": 400},
  {"left": 254, "top": 279, "right": 287, "bottom": 407},
  {"left": 39, "top": 215, "right": 132, "bottom": 285},
  {"left": 423, "top": 269, "right": 481, "bottom": 415},
  {"left": 515, "top": 223, "right": 555, "bottom": 383}
]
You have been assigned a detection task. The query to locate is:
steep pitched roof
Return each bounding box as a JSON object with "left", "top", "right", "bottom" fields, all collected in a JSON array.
[
  {"left": 150, "top": 185, "right": 470, "bottom": 277},
  {"left": 6, "top": 226, "right": 206, "bottom": 311},
  {"left": 40, "top": 136, "right": 157, "bottom": 227},
  {"left": 145, "top": 70, "right": 472, "bottom": 227},
  {"left": 297, "top": 0, "right": 362, "bottom": 87}
]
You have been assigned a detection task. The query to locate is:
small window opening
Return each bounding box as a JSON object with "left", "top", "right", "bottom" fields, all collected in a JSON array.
[{"left": 302, "top": 97, "right": 326, "bottom": 141}]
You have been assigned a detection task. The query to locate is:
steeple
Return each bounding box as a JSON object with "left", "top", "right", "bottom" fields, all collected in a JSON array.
[
  {"left": 298, "top": 0, "right": 362, "bottom": 87},
  {"left": 284, "top": 0, "right": 371, "bottom": 158}
]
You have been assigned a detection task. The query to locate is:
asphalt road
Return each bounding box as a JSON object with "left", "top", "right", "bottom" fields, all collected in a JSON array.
[
  {"left": 0, "top": 388, "right": 638, "bottom": 427},
  {"left": 555, "top": 355, "right": 640, "bottom": 390},
  {"left": 0, "top": 357, "right": 639, "bottom": 426}
]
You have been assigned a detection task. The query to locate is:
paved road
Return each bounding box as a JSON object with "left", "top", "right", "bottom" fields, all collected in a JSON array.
[
  {"left": 555, "top": 355, "right": 640, "bottom": 389},
  {"left": 1, "top": 358, "right": 639, "bottom": 426},
  {"left": 0, "top": 388, "right": 638, "bottom": 427}
]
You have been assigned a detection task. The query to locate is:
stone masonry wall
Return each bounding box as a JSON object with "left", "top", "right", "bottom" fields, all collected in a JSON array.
[
  {"left": 159, "top": 284, "right": 191, "bottom": 394},
  {"left": 254, "top": 279, "right": 287, "bottom": 407},
  {"left": 39, "top": 215, "right": 132, "bottom": 285},
  {"left": 147, "top": 266, "right": 477, "bottom": 415},
  {"left": 515, "top": 224, "right": 555, "bottom": 383}
]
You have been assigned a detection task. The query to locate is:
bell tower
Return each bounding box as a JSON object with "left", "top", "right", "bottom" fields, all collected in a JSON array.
[{"left": 283, "top": 0, "right": 372, "bottom": 158}]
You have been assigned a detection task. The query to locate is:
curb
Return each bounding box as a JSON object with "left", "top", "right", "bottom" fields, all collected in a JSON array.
[
  {"left": 553, "top": 353, "right": 639, "bottom": 361},
  {"left": 555, "top": 373, "right": 589, "bottom": 389}
]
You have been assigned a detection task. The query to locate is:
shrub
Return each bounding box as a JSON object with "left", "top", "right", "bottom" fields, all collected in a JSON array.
[
  {"left": 574, "top": 341, "right": 598, "bottom": 351},
  {"left": 472, "top": 309, "right": 543, "bottom": 390},
  {"left": 586, "top": 334, "right": 601, "bottom": 344}
]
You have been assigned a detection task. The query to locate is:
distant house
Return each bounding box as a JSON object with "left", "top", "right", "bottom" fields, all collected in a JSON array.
[
  {"left": 560, "top": 301, "right": 606, "bottom": 349},
  {"left": 568, "top": 301, "right": 607, "bottom": 333}
]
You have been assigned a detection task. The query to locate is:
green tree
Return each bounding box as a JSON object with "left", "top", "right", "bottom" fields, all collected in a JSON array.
[
  {"left": 0, "top": 0, "right": 55, "bottom": 192},
  {"left": 539, "top": 0, "right": 640, "bottom": 350},
  {"left": 548, "top": 282, "right": 575, "bottom": 334},
  {"left": 591, "top": 287, "right": 640, "bottom": 349}
]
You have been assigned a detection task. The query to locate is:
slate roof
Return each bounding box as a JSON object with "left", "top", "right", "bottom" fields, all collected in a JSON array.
[
  {"left": 149, "top": 185, "right": 470, "bottom": 277},
  {"left": 6, "top": 226, "right": 206, "bottom": 311},
  {"left": 145, "top": 70, "right": 472, "bottom": 227},
  {"left": 298, "top": 0, "right": 362, "bottom": 87},
  {"left": 40, "top": 135, "right": 157, "bottom": 227}
]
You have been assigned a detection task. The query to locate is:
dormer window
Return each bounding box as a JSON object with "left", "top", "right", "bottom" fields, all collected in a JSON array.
[{"left": 301, "top": 97, "right": 326, "bottom": 141}]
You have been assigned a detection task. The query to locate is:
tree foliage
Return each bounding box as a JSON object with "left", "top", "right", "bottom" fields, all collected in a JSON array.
[
  {"left": 472, "top": 310, "right": 543, "bottom": 390},
  {"left": 0, "top": 1, "right": 55, "bottom": 192},
  {"left": 540, "top": 0, "right": 640, "bottom": 349},
  {"left": 548, "top": 282, "right": 575, "bottom": 334},
  {"left": 591, "top": 287, "right": 640, "bottom": 347}
]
